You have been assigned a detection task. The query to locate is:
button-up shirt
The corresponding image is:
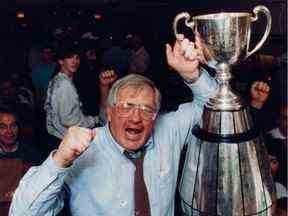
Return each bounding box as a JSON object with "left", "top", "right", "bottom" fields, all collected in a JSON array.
[{"left": 10, "top": 70, "right": 217, "bottom": 216}]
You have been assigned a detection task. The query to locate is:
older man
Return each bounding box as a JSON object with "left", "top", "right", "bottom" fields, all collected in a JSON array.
[
  {"left": 0, "top": 106, "right": 40, "bottom": 216},
  {"left": 9, "top": 37, "right": 217, "bottom": 216}
]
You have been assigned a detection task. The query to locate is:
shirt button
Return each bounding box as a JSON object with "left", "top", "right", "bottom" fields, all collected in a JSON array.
[{"left": 120, "top": 200, "right": 127, "bottom": 207}]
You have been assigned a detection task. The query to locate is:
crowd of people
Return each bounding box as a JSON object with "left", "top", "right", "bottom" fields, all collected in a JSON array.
[{"left": 0, "top": 22, "right": 286, "bottom": 216}]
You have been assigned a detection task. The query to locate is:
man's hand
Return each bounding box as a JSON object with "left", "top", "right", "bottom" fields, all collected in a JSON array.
[
  {"left": 99, "top": 70, "right": 117, "bottom": 88},
  {"left": 166, "top": 34, "right": 203, "bottom": 82},
  {"left": 53, "top": 127, "right": 95, "bottom": 167},
  {"left": 250, "top": 81, "right": 270, "bottom": 109}
]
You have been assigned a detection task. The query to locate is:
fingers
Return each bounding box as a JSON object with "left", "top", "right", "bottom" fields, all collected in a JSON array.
[
  {"left": 53, "top": 127, "right": 95, "bottom": 167},
  {"left": 253, "top": 81, "right": 270, "bottom": 93},
  {"left": 168, "top": 39, "right": 201, "bottom": 60},
  {"left": 176, "top": 34, "right": 184, "bottom": 41},
  {"left": 67, "top": 127, "right": 92, "bottom": 154},
  {"left": 100, "top": 70, "right": 117, "bottom": 85},
  {"left": 100, "top": 69, "right": 115, "bottom": 78},
  {"left": 173, "top": 38, "right": 183, "bottom": 58},
  {"left": 166, "top": 44, "right": 174, "bottom": 66},
  {"left": 166, "top": 36, "right": 201, "bottom": 78}
]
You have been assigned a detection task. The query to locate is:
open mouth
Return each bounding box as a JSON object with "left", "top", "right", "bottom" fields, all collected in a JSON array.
[
  {"left": 3, "top": 137, "right": 16, "bottom": 143},
  {"left": 125, "top": 128, "right": 143, "bottom": 135}
]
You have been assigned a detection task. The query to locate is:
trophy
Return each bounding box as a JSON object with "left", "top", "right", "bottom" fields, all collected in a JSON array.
[{"left": 173, "top": 5, "right": 276, "bottom": 216}]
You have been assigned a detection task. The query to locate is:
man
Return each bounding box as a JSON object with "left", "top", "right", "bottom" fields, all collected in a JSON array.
[
  {"left": 0, "top": 106, "right": 41, "bottom": 161},
  {"left": 9, "top": 36, "right": 217, "bottom": 215},
  {"left": 0, "top": 106, "right": 40, "bottom": 216},
  {"left": 0, "top": 77, "right": 35, "bottom": 137},
  {"left": 44, "top": 45, "right": 117, "bottom": 149}
]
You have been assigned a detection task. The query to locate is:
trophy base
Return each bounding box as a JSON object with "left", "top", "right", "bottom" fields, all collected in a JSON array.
[
  {"left": 202, "top": 105, "right": 253, "bottom": 135},
  {"left": 178, "top": 105, "right": 276, "bottom": 216}
]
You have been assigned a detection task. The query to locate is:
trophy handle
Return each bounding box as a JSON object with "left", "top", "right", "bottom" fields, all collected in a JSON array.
[
  {"left": 246, "top": 5, "right": 272, "bottom": 58},
  {"left": 173, "top": 12, "right": 195, "bottom": 39}
]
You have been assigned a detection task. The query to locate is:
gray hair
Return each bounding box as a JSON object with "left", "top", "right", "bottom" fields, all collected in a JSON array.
[{"left": 107, "top": 74, "right": 161, "bottom": 112}]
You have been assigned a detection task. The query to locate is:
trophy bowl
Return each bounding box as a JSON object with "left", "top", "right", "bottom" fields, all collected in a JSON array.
[
  {"left": 174, "top": 5, "right": 272, "bottom": 111},
  {"left": 174, "top": 5, "right": 272, "bottom": 67}
]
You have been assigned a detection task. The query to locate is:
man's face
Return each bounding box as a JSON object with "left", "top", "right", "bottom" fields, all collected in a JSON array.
[
  {"left": 107, "top": 85, "right": 156, "bottom": 151},
  {"left": 58, "top": 54, "right": 80, "bottom": 77},
  {"left": 268, "top": 154, "right": 279, "bottom": 176},
  {"left": 0, "top": 113, "right": 19, "bottom": 146},
  {"left": 85, "top": 49, "right": 97, "bottom": 61}
]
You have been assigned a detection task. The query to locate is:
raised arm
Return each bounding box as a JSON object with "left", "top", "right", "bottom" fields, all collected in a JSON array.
[
  {"left": 166, "top": 34, "right": 217, "bottom": 105},
  {"left": 98, "top": 70, "right": 117, "bottom": 110},
  {"left": 160, "top": 35, "right": 217, "bottom": 150}
]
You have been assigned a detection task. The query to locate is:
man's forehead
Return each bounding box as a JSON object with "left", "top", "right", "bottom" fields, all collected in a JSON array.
[
  {"left": 118, "top": 84, "right": 154, "bottom": 96},
  {"left": 116, "top": 84, "right": 155, "bottom": 105}
]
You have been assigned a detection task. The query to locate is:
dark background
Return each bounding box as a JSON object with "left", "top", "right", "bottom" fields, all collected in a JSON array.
[{"left": 0, "top": 0, "right": 286, "bottom": 76}]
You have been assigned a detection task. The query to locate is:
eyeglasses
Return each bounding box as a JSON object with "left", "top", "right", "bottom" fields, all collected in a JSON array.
[{"left": 113, "top": 102, "right": 158, "bottom": 120}]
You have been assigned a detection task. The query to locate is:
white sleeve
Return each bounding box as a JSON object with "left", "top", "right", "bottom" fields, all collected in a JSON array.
[{"left": 56, "top": 81, "right": 98, "bottom": 128}]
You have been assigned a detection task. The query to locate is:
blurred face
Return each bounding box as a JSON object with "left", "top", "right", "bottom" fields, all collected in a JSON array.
[
  {"left": 0, "top": 113, "right": 19, "bottom": 147},
  {"left": 42, "top": 48, "right": 54, "bottom": 63},
  {"left": 0, "top": 80, "right": 14, "bottom": 97},
  {"left": 268, "top": 154, "right": 279, "bottom": 176},
  {"left": 59, "top": 54, "right": 80, "bottom": 77},
  {"left": 107, "top": 84, "right": 156, "bottom": 151},
  {"left": 85, "top": 49, "right": 97, "bottom": 61}
]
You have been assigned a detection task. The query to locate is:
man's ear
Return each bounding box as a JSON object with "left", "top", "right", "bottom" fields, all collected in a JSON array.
[
  {"left": 106, "top": 107, "right": 112, "bottom": 122},
  {"left": 58, "top": 59, "right": 63, "bottom": 66}
]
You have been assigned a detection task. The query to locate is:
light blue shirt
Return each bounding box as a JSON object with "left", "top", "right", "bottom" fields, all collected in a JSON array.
[{"left": 9, "top": 71, "right": 217, "bottom": 216}]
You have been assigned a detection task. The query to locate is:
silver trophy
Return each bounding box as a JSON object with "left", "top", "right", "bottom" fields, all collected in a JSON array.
[{"left": 173, "top": 6, "right": 276, "bottom": 216}]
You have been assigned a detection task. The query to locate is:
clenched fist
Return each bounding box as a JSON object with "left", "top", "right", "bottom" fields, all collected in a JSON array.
[
  {"left": 250, "top": 81, "right": 270, "bottom": 109},
  {"left": 99, "top": 69, "right": 117, "bottom": 88},
  {"left": 53, "top": 126, "right": 95, "bottom": 167}
]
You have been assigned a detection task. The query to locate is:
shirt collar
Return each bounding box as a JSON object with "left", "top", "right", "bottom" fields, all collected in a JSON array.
[
  {"left": 104, "top": 123, "right": 154, "bottom": 155},
  {"left": 0, "top": 142, "right": 19, "bottom": 154},
  {"left": 59, "top": 72, "right": 73, "bottom": 81}
]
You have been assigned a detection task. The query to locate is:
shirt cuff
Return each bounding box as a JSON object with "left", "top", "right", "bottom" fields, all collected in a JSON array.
[
  {"left": 207, "top": 59, "right": 218, "bottom": 69},
  {"left": 185, "top": 68, "right": 217, "bottom": 95},
  {"left": 43, "top": 150, "right": 71, "bottom": 178}
]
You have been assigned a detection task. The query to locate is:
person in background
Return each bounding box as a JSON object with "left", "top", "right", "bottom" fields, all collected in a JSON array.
[
  {"left": 127, "top": 34, "right": 151, "bottom": 76},
  {"left": 31, "top": 43, "right": 57, "bottom": 108},
  {"left": 0, "top": 105, "right": 41, "bottom": 216},
  {"left": 74, "top": 39, "right": 102, "bottom": 116},
  {"left": 0, "top": 77, "right": 35, "bottom": 139},
  {"left": 101, "top": 35, "right": 131, "bottom": 78},
  {"left": 249, "top": 80, "right": 287, "bottom": 211},
  {"left": 44, "top": 45, "right": 117, "bottom": 152},
  {"left": 267, "top": 153, "right": 287, "bottom": 216},
  {"left": 266, "top": 102, "right": 287, "bottom": 142},
  {"left": 9, "top": 35, "right": 217, "bottom": 216}
]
